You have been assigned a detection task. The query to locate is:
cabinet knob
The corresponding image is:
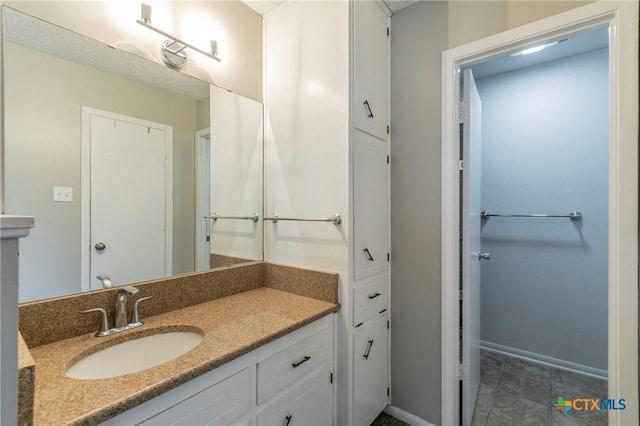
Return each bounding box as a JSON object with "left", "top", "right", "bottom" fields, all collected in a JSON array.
[{"left": 95, "top": 242, "right": 106, "bottom": 251}]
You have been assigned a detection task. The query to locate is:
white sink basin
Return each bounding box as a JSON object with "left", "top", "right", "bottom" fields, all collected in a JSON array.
[{"left": 66, "top": 331, "right": 203, "bottom": 380}]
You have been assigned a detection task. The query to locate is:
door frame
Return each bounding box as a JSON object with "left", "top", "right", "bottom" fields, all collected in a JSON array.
[
  {"left": 440, "top": 2, "right": 638, "bottom": 425},
  {"left": 194, "top": 127, "right": 211, "bottom": 271},
  {"left": 80, "top": 107, "right": 173, "bottom": 291}
]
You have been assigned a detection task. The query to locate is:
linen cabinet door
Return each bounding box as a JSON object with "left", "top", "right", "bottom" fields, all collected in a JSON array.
[
  {"left": 353, "top": 0, "right": 389, "bottom": 140},
  {"left": 353, "top": 313, "right": 389, "bottom": 426},
  {"left": 353, "top": 130, "right": 389, "bottom": 281},
  {"left": 256, "top": 365, "right": 333, "bottom": 426}
]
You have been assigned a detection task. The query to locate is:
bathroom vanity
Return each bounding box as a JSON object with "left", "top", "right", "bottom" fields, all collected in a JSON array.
[{"left": 18, "top": 262, "right": 339, "bottom": 425}]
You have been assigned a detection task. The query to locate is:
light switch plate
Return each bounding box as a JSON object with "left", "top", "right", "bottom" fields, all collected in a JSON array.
[{"left": 53, "top": 186, "right": 73, "bottom": 202}]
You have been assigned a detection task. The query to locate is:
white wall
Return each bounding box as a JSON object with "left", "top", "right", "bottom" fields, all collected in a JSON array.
[
  {"left": 477, "top": 49, "right": 609, "bottom": 372},
  {"left": 4, "top": 43, "right": 198, "bottom": 301},
  {"left": 263, "top": 1, "right": 349, "bottom": 274},
  {"left": 209, "top": 85, "right": 263, "bottom": 262},
  {"left": 390, "top": 1, "right": 592, "bottom": 424},
  {"left": 263, "top": 1, "right": 350, "bottom": 421}
]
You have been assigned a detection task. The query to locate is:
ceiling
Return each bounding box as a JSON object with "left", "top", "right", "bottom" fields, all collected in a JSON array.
[
  {"left": 241, "top": 0, "right": 418, "bottom": 16},
  {"left": 471, "top": 26, "right": 609, "bottom": 79}
]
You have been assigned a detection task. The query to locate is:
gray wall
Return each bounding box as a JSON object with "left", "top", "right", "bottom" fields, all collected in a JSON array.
[
  {"left": 389, "top": 1, "right": 591, "bottom": 423},
  {"left": 389, "top": 2, "right": 447, "bottom": 422},
  {"left": 478, "top": 49, "right": 609, "bottom": 371},
  {"left": 4, "top": 43, "right": 199, "bottom": 301}
]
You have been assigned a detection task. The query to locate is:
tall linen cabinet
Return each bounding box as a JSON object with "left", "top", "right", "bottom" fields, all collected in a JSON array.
[{"left": 264, "top": 1, "right": 391, "bottom": 425}]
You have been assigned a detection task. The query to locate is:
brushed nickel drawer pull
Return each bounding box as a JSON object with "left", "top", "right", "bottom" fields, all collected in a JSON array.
[{"left": 291, "top": 355, "right": 311, "bottom": 368}]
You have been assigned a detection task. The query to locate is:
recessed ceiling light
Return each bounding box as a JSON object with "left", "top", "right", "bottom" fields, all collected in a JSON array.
[
  {"left": 511, "top": 40, "right": 564, "bottom": 57},
  {"left": 521, "top": 44, "right": 546, "bottom": 55}
]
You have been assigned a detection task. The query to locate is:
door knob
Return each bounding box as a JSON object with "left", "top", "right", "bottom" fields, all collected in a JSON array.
[
  {"left": 95, "top": 242, "right": 106, "bottom": 251},
  {"left": 478, "top": 252, "right": 491, "bottom": 261}
]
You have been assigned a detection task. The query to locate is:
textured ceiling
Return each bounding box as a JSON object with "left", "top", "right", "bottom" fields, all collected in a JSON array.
[{"left": 3, "top": 7, "right": 210, "bottom": 101}]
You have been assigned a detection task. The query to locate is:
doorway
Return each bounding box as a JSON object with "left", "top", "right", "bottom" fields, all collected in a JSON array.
[
  {"left": 80, "top": 107, "right": 173, "bottom": 291},
  {"left": 441, "top": 3, "right": 638, "bottom": 426},
  {"left": 463, "top": 27, "right": 609, "bottom": 425}
]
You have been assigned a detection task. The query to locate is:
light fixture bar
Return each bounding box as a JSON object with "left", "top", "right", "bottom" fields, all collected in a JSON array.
[{"left": 136, "top": 4, "right": 220, "bottom": 62}]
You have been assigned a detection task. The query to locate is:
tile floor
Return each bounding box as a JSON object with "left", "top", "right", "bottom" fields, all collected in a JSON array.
[
  {"left": 371, "top": 411, "right": 409, "bottom": 426},
  {"left": 472, "top": 350, "right": 608, "bottom": 426}
]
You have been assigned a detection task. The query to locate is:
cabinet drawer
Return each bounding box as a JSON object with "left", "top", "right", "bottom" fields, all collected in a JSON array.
[
  {"left": 139, "top": 367, "right": 251, "bottom": 425},
  {"left": 256, "top": 365, "right": 333, "bottom": 426},
  {"left": 257, "top": 324, "right": 332, "bottom": 404},
  {"left": 353, "top": 276, "right": 388, "bottom": 326}
]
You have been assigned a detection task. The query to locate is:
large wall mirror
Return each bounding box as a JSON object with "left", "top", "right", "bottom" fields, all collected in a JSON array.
[{"left": 3, "top": 6, "right": 264, "bottom": 303}]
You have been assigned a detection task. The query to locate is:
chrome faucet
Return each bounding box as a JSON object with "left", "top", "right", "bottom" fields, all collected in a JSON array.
[
  {"left": 81, "top": 286, "right": 153, "bottom": 337},
  {"left": 115, "top": 286, "right": 138, "bottom": 328}
]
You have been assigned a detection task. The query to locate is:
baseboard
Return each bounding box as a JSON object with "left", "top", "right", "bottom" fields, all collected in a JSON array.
[
  {"left": 481, "top": 340, "right": 608, "bottom": 380},
  {"left": 384, "top": 405, "right": 436, "bottom": 426}
]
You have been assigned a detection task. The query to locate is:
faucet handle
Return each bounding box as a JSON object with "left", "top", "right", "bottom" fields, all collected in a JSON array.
[
  {"left": 80, "top": 308, "right": 111, "bottom": 337},
  {"left": 131, "top": 296, "right": 154, "bottom": 326},
  {"left": 120, "top": 286, "right": 139, "bottom": 295}
]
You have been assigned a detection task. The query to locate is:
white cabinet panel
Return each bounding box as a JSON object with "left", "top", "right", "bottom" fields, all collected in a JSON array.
[
  {"left": 353, "top": 275, "right": 388, "bottom": 326},
  {"left": 256, "top": 365, "right": 333, "bottom": 426},
  {"left": 353, "top": 130, "right": 389, "bottom": 281},
  {"left": 140, "top": 367, "right": 251, "bottom": 426},
  {"left": 353, "top": 0, "right": 389, "bottom": 140},
  {"left": 353, "top": 313, "right": 389, "bottom": 426},
  {"left": 257, "top": 323, "right": 332, "bottom": 404}
]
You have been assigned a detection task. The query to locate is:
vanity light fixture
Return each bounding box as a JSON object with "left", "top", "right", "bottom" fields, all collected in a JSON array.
[{"left": 136, "top": 3, "right": 220, "bottom": 70}]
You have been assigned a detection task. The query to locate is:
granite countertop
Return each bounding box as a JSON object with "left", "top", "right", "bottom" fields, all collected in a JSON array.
[{"left": 29, "top": 287, "right": 339, "bottom": 425}]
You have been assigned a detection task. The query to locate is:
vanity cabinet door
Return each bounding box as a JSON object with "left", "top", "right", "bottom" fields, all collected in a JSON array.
[
  {"left": 353, "top": 313, "right": 389, "bottom": 426},
  {"left": 353, "top": 0, "right": 389, "bottom": 141},
  {"left": 353, "top": 130, "right": 389, "bottom": 281},
  {"left": 137, "top": 367, "right": 251, "bottom": 426},
  {"left": 256, "top": 365, "right": 333, "bottom": 426}
]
